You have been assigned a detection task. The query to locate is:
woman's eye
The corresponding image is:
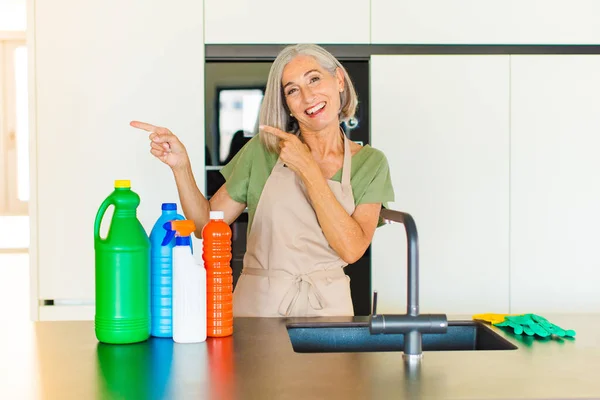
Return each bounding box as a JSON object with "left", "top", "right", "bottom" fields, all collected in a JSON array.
[
  {"left": 310, "top": 76, "right": 320, "bottom": 83},
  {"left": 287, "top": 88, "right": 297, "bottom": 95}
]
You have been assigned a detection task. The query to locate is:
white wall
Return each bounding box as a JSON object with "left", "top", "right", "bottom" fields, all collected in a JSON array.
[
  {"left": 510, "top": 55, "right": 600, "bottom": 313},
  {"left": 205, "top": 0, "right": 600, "bottom": 45},
  {"left": 371, "top": 55, "right": 510, "bottom": 314},
  {"left": 31, "top": 0, "right": 205, "bottom": 319},
  {"left": 371, "top": 0, "right": 600, "bottom": 44},
  {"left": 371, "top": 54, "right": 600, "bottom": 315},
  {"left": 0, "top": 0, "right": 26, "bottom": 31},
  {"left": 204, "top": 0, "right": 370, "bottom": 44}
]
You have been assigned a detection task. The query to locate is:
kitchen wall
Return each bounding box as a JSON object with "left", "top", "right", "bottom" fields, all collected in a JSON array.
[
  {"left": 28, "top": 0, "right": 600, "bottom": 320},
  {"left": 29, "top": 0, "right": 205, "bottom": 320},
  {"left": 371, "top": 0, "right": 600, "bottom": 44},
  {"left": 371, "top": 52, "right": 600, "bottom": 315},
  {"left": 0, "top": 0, "right": 26, "bottom": 31}
]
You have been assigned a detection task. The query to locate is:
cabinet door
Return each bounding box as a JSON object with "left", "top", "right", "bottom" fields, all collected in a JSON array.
[
  {"left": 511, "top": 55, "right": 600, "bottom": 313},
  {"left": 34, "top": 1, "right": 205, "bottom": 319},
  {"left": 370, "top": 55, "right": 510, "bottom": 314},
  {"left": 204, "top": 0, "right": 369, "bottom": 44},
  {"left": 371, "top": 0, "right": 600, "bottom": 44}
]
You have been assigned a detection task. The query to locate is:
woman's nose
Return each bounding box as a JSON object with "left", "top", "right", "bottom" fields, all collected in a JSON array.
[{"left": 301, "top": 87, "right": 316, "bottom": 104}]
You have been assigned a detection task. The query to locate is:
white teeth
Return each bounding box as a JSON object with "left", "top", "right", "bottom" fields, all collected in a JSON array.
[{"left": 306, "top": 102, "right": 325, "bottom": 115}]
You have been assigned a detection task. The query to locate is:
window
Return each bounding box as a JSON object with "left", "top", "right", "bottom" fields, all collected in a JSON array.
[
  {"left": 1, "top": 38, "right": 28, "bottom": 216},
  {"left": 0, "top": 35, "right": 29, "bottom": 250},
  {"left": 216, "top": 87, "right": 264, "bottom": 164}
]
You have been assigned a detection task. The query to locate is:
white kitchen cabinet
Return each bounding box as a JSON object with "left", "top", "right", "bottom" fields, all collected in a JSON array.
[
  {"left": 370, "top": 55, "right": 510, "bottom": 314},
  {"left": 204, "top": 0, "right": 370, "bottom": 44},
  {"left": 32, "top": 0, "right": 205, "bottom": 320},
  {"left": 510, "top": 55, "right": 600, "bottom": 313},
  {"left": 371, "top": 0, "right": 600, "bottom": 44}
]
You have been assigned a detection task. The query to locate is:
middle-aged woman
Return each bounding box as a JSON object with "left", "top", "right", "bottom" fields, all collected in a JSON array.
[{"left": 131, "top": 44, "right": 394, "bottom": 318}]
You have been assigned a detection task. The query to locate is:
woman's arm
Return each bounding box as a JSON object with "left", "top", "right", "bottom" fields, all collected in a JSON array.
[
  {"left": 131, "top": 120, "right": 246, "bottom": 237},
  {"left": 260, "top": 125, "right": 380, "bottom": 263},
  {"left": 171, "top": 164, "right": 210, "bottom": 238},
  {"left": 209, "top": 184, "right": 248, "bottom": 227},
  {"left": 173, "top": 167, "right": 246, "bottom": 239},
  {"left": 171, "top": 167, "right": 247, "bottom": 237},
  {"left": 302, "top": 174, "right": 381, "bottom": 263},
  {"left": 172, "top": 166, "right": 246, "bottom": 237}
]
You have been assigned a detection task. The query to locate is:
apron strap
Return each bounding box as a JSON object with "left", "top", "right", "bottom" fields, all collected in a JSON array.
[
  {"left": 241, "top": 267, "right": 347, "bottom": 316},
  {"left": 341, "top": 132, "right": 352, "bottom": 188}
]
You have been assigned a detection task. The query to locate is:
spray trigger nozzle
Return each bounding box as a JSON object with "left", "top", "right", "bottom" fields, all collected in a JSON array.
[
  {"left": 161, "top": 220, "right": 196, "bottom": 251},
  {"left": 161, "top": 221, "right": 177, "bottom": 246}
]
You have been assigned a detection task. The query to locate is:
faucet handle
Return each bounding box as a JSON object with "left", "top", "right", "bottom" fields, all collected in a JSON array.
[{"left": 372, "top": 291, "right": 378, "bottom": 316}]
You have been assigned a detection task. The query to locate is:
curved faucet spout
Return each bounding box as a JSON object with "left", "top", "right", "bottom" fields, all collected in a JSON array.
[
  {"left": 371, "top": 208, "right": 448, "bottom": 359},
  {"left": 380, "top": 209, "right": 419, "bottom": 317}
]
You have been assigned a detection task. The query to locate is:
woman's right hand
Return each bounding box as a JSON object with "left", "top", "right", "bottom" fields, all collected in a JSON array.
[{"left": 130, "top": 121, "right": 190, "bottom": 171}]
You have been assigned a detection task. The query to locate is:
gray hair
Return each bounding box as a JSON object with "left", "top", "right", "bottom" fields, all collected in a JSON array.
[{"left": 258, "top": 44, "right": 359, "bottom": 153}]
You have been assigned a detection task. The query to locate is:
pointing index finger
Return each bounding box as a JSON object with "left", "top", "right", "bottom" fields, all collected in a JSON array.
[
  {"left": 130, "top": 120, "right": 159, "bottom": 132},
  {"left": 260, "top": 125, "right": 292, "bottom": 140},
  {"left": 130, "top": 120, "right": 171, "bottom": 135}
]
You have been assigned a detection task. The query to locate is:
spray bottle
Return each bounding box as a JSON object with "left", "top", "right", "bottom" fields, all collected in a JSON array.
[
  {"left": 149, "top": 203, "right": 185, "bottom": 338},
  {"left": 162, "top": 220, "right": 206, "bottom": 343}
]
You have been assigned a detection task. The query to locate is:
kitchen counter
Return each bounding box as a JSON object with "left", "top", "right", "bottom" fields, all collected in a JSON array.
[{"left": 2, "top": 314, "right": 600, "bottom": 399}]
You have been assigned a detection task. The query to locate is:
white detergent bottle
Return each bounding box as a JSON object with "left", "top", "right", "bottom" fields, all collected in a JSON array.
[{"left": 163, "top": 219, "right": 206, "bottom": 343}]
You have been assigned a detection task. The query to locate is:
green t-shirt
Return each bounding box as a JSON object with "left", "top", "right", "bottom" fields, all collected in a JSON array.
[{"left": 219, "top": 135, "right": 395, "bottom": 232}]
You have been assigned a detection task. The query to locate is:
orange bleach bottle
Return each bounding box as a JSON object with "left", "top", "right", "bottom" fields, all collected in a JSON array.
[{"left": 202, "top": 211, "right": 233, "bottom": 337}]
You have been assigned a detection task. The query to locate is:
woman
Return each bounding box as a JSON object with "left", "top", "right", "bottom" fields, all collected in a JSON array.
[{"left": 131, "top": 44, "right": 394, "bottom": 317}]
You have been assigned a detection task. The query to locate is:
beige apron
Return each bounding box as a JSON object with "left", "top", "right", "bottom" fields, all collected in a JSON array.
[{"left": 233, "top": 132, "right": 356, "bottom": 317}]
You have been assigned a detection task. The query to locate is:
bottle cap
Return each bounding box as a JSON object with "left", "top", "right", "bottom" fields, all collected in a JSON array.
[
  {"left": 114, "top": 180, "right": 131, "bottom": 188},
  {"left": 162, "top": 203, "right": 177, "bottom": 211},
  {"left": 210, "top": 211, "right": 225, "bottom": 220}
]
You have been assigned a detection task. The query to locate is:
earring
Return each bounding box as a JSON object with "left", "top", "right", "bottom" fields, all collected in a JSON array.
[{"left": 290, "top": 113, "right": 293, "bottom": 117}]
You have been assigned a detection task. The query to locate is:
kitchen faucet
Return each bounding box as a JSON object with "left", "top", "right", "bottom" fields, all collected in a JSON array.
[{"left": 369, "top": 209, "right": 448, "bottom": 362}]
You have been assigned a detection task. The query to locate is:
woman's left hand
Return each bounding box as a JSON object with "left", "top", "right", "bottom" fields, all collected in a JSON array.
[{"left": 260, "top": 125, "right": 319, "bottom": 179}]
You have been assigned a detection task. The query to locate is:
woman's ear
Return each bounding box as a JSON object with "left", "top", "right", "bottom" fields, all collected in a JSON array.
[{"left": 335, "top": 67, "right": 345, "bottom": 92}]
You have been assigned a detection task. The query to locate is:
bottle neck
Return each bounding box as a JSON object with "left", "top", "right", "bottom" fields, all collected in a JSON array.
[
  {"left": 176, "top": 236, "right": 191, "bottom": 246},
  {"left": 115, "top": 209, "right": 136, "bottom": 217}
]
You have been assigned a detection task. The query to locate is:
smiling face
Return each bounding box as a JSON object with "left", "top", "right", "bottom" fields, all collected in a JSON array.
[{"left": 281, "top": 54, "right": 345, "bottom": 133}]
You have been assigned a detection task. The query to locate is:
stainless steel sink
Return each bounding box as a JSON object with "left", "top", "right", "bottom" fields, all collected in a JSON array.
[{"left": 286, "top": 320, "right": 517, "bottom": 353}]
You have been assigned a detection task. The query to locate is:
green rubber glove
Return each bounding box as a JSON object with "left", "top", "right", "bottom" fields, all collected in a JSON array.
[
  {"left": 494, "top": 314, "right": 576, "bottom": 338},
  {"left": 494, "top": 317, "right": 525, "bottom": 335}
]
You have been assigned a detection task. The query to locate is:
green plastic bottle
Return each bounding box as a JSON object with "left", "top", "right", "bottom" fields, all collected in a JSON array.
[{"left": 94, "top": 179, "right": 150, "bottom": 344}]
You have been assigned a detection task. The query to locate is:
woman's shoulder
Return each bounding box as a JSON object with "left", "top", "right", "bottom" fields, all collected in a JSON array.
[
  {"left": 246, "top": 133, "right": 281, "bottom": 158},
  {"left": 241, "top": 133, "right": 264, "bottom": 153},
  {"left": 352, "top": 143, "right": 390, "bottom": 168},
  {"left": 348, "top": 142, "right": 395, "bottom": 207},
  {"left": 227, "top": 133, "right": 273, "bottom": 161}
]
